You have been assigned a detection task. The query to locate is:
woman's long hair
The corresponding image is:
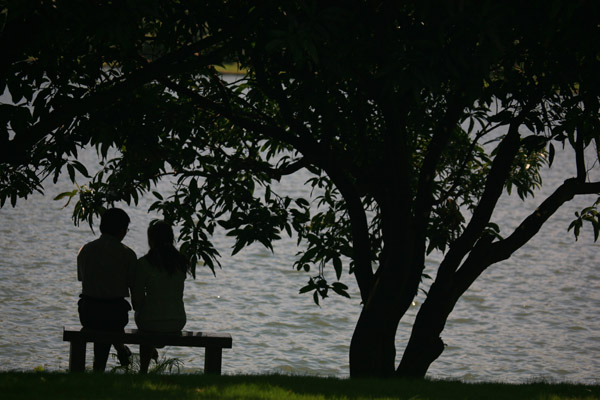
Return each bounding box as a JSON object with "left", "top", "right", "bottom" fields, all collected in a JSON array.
[{"left": 146, "top": 220, "right": 190, "bottom": 275}]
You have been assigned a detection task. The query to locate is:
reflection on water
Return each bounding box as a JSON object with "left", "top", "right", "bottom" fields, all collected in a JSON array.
[{"left": 0, "top": 147, "right": 599, "bottom": 383}]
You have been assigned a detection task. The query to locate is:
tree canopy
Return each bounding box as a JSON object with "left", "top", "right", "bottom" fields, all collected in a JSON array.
[{"left": 2, "top": 0, "right": 600, "bottom": 377}]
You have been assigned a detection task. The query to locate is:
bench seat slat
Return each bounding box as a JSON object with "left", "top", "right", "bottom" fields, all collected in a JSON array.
[{"left": 63, "top": 327, "right": 232, "bottom": 348}]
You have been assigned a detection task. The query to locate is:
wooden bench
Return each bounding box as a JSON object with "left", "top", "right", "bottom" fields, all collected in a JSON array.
[{"left": 63, "top": 326, "right": 232, "bottom": 374}]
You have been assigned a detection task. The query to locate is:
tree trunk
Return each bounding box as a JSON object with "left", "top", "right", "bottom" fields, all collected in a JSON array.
[
  {"left": 349, "top": 260, "right": 421, "bottom": 378},
  {"left": 348, "top": 173, "right": 426, "bottom": 377},
  {"left": 349, "top": 301, "right": 397, "bottom": 377},
  {"left": 396, "top": 282, "right": 458, "bottom": 378}
]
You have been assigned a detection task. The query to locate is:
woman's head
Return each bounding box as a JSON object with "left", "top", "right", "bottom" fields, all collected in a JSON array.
[
  {"left": 147, "top": 220, "right": 174, "bottom": 249},
  {"left": 146, "top": 220, "right": 190, "bottom": 275}
]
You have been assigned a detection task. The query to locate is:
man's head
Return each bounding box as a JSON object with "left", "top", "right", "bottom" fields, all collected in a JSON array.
[{"left": 99, "top": 208, "right": 130, "bottom": 240}]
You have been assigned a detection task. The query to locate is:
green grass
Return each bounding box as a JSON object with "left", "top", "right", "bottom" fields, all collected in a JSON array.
[
  {"left": 109, "top": 353, "right": 184, "bottom": 375},
  {"left": 1, "top": 372, "right": 599, "bottom": 400}
]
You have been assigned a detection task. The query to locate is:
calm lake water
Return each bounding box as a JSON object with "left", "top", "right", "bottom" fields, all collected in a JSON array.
[{"left": 0, "top": 143, "right": 599, "bottom": 383}]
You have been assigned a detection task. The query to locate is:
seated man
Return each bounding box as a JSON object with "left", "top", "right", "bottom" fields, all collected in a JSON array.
[{"left": 77, "top": 208, "right": 137, "bottom": 371}]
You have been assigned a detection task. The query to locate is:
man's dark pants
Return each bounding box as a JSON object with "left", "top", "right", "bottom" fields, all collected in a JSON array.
[{"left": 78, "top": 295, "right": 130, "bottom": 371}]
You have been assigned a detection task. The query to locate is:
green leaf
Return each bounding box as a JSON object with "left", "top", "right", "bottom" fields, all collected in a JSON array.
[
  {"left": 299, "top": 283, "right": 314, "bottom": 294},
  {"left": 71, "top": 161, "right": 90, "bottom": 178},
  {"left": 333, "top": 257, "right": 342, "bottom": 280},
  {"left": 284, "top": 223, "right": 292, "bottom": 237},
  {"left": 231, "top": 238, "right": 246, "bottom": 255},
  {"left": 568, "top": 219, "right": 582, "bottom": 239},
  {"left": 331, "top": 282, "right": 350, "bottom": 298},
  {"left": 67, "top": 164, "right": 76, "bottom": 183},
  {"left": 295, "top": 198, "right": 310, "bottom": 208},
  {"left": 313, "top": 291, "right": 320, "bottom": 306},
  {"left": 53, "top": 190, "right": 78, "bottom": 201},
  {"left": 548, "top": 143, "right": 555, "bottom": 167}
]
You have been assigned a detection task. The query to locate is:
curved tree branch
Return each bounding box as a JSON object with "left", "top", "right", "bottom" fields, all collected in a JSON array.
[
  {"left": 491, "top": 179, "right": 600, "bottom": 261},
  {"left": 452, "top": 178, "right": 600, "bottom": 296},
  {"left": 161, "top": 77, "right": 377, "bottom": 300}
]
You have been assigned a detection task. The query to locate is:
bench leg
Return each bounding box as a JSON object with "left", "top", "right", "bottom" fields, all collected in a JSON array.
[
  {"left": 204, "top": 347, "right": 223, "bottom": 375},
  {"left": 69, "top": 341, "right": 86, "bottom": 372}
]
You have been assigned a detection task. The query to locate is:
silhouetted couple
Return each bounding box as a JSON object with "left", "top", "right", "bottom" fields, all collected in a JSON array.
[{"left": 77, "top": 208, "right": 191, "bottom": 373}]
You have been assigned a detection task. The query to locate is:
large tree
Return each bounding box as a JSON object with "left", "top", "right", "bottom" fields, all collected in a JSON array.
[{"left": 2, "top": 1, "right": 600, "bottom": 378}]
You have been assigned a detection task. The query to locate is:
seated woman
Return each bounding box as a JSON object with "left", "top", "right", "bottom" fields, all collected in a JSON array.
[{"left": 132, "top": 220, "right": 191, "bottom": 373}]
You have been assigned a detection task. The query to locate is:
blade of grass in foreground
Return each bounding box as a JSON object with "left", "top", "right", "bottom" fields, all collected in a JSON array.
[{"left": 0, "top": 372, "right": 598, "bottom": 400}]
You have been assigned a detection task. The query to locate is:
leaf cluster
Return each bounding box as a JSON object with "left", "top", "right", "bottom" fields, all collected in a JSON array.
[{"left": 2, "top": 0, "right": 600, "bottom": 306}]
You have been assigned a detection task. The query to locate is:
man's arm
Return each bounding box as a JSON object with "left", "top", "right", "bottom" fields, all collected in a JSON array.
[{"left": 76, "top": 245, "right": 85, "bottom": 282}]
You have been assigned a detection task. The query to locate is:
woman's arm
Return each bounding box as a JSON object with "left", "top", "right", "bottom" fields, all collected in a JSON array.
[{"left": 131, "top": 258, "right": 147, "bottom": 311}]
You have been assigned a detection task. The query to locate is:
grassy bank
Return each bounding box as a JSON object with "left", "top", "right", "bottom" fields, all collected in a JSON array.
[{"left": 1, "top": 372, "right": 599, "bottom": 400}]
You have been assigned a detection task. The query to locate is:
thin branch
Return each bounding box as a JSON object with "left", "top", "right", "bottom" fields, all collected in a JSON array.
[
  {"left": 436, "top": 113, "right": 525, "bottom": 280},
  {"left": 159, "top": 77, "right": 308, "bottom": 152},
  {"left": 1, "top": 30, "right": 234, "bottom": 166},
  {"left": 435, "top": 120, "right": 502, "bottom": 204},
  {"left": 575, "top": 124, "right": 586, "bottom": 182},
  {"left": 414, "top": 98, "right": 465, "bottom": 225}
]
